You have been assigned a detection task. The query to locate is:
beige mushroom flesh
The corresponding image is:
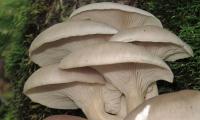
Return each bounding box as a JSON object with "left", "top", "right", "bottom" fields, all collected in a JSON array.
[
  {"left": 125, "top": 90, "right": 200, "bottom": 120},
  {"left": 110, "top": 25, "right": 193, "bottom": 61},
  {"left": 23, "top": 64, "right": 124, "bottom": 120},
  {"left": 144, "top": 82, "right": 158, "bottom": 100},
  {"left": 102, "top": 83, "right": 123, "bottom": 114},
  {"left": 70, "top": 2, "right": 162, "bottom": 30},
  {"left": 60, "top": 42, "right": 174, "bottom": 113},
  {"left": 110, "top": 25, "right": 193, "bottom": 100},
  {"left": 29, "top": 20, "right": 117, "bottom": 66}
]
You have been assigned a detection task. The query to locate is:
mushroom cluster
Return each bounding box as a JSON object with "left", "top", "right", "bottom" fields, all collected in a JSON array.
[{"left": 23, "top": 2, "right": 197, "bottom": 120}]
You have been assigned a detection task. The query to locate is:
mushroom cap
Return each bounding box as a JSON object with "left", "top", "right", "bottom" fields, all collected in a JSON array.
[
  {"left": 59, "top": 42, "right": 173, "bottom": 112},
  {"left": 29, "top": 20, "right": 117, "bottom": 66},
  {"left": 59, "top": 42, "right": 171, "bottom": 73},
  {"left": 125, "top": 90, "right": 200, "bottom": 120},
  {"left": 23, "top": 64, "right": 105, "bottom": 109},
  {"left": 70, "top": 2, "right": 162, "bottom": 29},
  {"left": 43, "top": 115, "right": 87, "bottom": 120},
  {"left": 110, "top": 26, "right": 193, "bottom": 61},
  {"left": 29, "top": 20, "right": 117, "bottom": 53}
]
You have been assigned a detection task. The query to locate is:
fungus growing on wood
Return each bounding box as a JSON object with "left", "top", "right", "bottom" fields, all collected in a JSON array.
[{"left": 102, "top": 83, "right": 122, "bottom": 114}]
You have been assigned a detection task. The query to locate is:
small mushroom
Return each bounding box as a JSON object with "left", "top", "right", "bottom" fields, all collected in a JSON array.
[
  {"left": 43, "top": 115, "right": 87, "bottom": 120},
  {"left": 125, "top": 90, "right": 200, "bottom": 120},
  {"left": 110, "top": 25, "right": 193, "bottom": 61},
  {"left": 29, "top": 20, "right": 117, "bottom": 66},
  {"left": 70, "top": 2, "right": 162, "bottom": 30},
  {"left": 60, "top": 42, "right": 173, "bottom": 113},
  {"left": 23, "top": 64, "right": 123, "bottom": 120}
]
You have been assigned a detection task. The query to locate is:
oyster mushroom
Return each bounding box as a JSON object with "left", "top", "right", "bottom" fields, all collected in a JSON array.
[
  {"left": 70, "top": 2, "right": 162, "bottom": 30},
  {"left": 110, "top": 25, "right": 193, "bottom": 61},
  {"left": 43, "top": 115, "right": 87, "bottom": 120},
  {"left": 60, "top": 42, "right": 174, "bottom": 113},
  {"left": 125, "top": 90, "right": 200, "bottom": 120},
  {"left": 110, "top": 25, "right": 193, "bottom": 99},
  {"left": 23, "top": 64, "right": 124, "bottom": 120},
  {"left": 29, "top": 20, "right": 117, "bottom": 66}
]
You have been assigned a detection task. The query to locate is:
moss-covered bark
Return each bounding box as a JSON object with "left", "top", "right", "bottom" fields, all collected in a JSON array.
[{"left": 0, "top": 0, "right": 199, "bottom": 120}]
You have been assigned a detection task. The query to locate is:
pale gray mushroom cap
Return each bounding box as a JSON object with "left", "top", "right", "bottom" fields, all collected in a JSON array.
[
  {"left": 23, "top": 64, "right": 105, "bottom": 109},
  {"left": 59, "top": 42, "right": 173, "bottom": 112},
  {"left": 110, "top": 26, "right": 193, "bottom": 61},
  {"left": 29, "top": 20, "right": 118, "bottom": 66},
  {"left": 125, "top": 90, "right": 200, "bottom": 120},
  {"left": 70, "top": 2, "right": 162, "bottom": 30},
  {"left": 59, "top": 42, "right": 171, "bottom": 72}
]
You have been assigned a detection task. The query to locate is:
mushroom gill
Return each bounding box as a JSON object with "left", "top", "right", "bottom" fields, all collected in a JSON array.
[
  {"left": 60, "top": 42, "right": 173, "bottom": 113},
  {"left": 70, "top": 2, "right": 162, "bottom": 30},
  {"left": 24, "top": 64, "right": 123, "bottom": 120}
]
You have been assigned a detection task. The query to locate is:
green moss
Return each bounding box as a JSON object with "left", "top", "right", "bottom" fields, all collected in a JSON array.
[
  {"left": 0, "top": 0, "right": 30, "bottom": 120},
  {"left": 138, "top": 0, "right": 200, "bottom": 93}
]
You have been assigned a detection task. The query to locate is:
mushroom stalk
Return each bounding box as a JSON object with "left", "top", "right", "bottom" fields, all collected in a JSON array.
[
  {"left": 64, "top": 84, "right": 123, "bottom": 120},
  {"left": 93, "top": 63, "right": 172, "bottom": 113},
  {"left": 59, "top": 42, "right": 173, "bottom": 114},
  {"left": 102, "top": 83, "right": 122, "bottom": 114},
  {"left": 145, "top": 82, "right": 158, "bottom": 100},
  {"left": 125, "top": 92, "right": 144, "bottom": 112}
]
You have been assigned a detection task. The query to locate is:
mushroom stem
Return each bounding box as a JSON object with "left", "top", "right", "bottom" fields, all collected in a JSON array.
[
  {"left": 102, "top": 83, "right": 122, "bottom": 114},
  {"left": 93, "top": 63, "right": 172, "bottom": 113},
  {"left": 145, "top": 82, "right": 158, "bottom": 100},
  {"left": 66, "top": 84, "right": 122, "bottom": 120},
  {"left": 125, "top": 92, "right": 143, "bottom": 112}
]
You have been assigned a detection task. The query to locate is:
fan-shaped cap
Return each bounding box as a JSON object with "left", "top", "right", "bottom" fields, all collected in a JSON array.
[
  {"left": 70, "top": 2, "right": 162, "bottom": 30},
  {"left": 23, "top": 64, "right": 105, "bottom": 109},
  {"left": 110, "top": 26, "right": 193, "bottom": 61},
  {"left": 29, "top": 20, "right": 118, "bottom": 66},
  {"left": 59, "top": 42, "right": 171, "bottom": 72},
  {"left": 59, "top": 42, "right": 173, "bottom": 112}
]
